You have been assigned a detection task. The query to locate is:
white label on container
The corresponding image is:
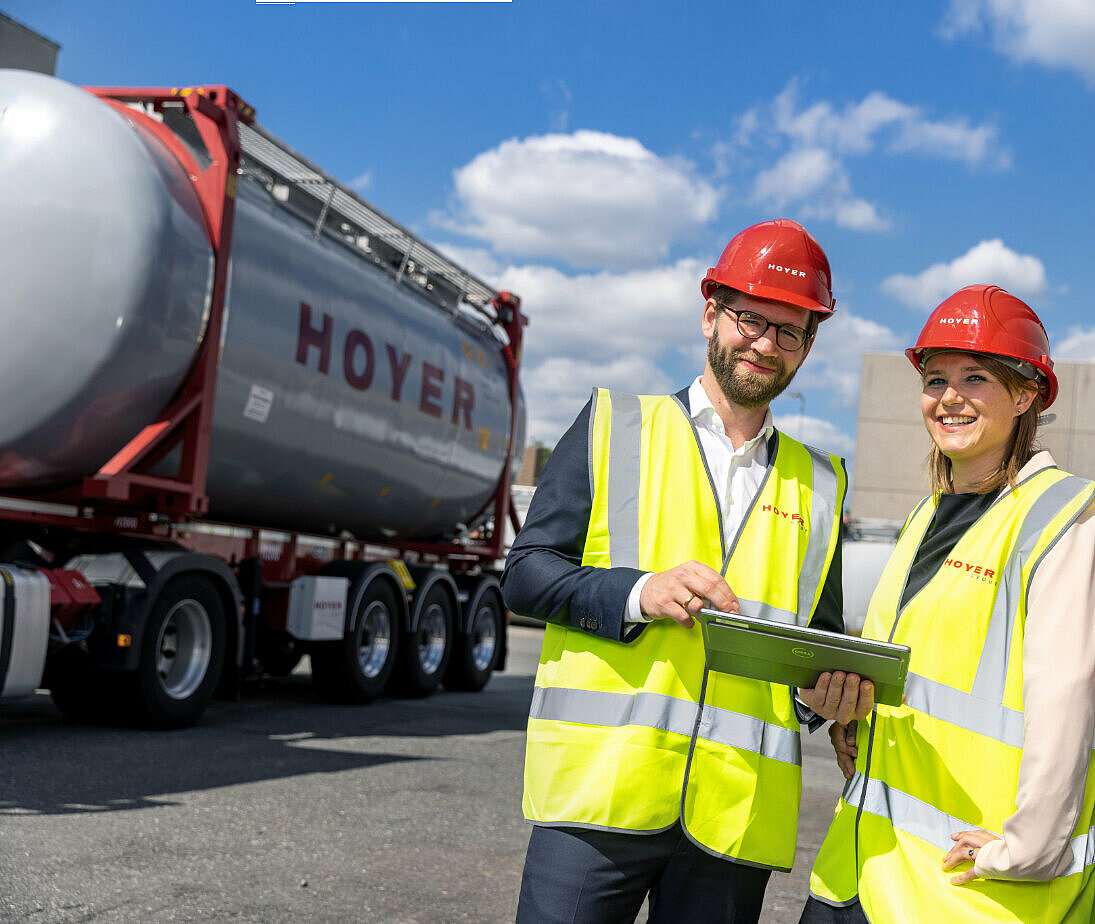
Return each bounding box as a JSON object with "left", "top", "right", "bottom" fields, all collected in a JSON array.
[{"left": 243, "top": 385, "right": 274, "bottom": 423}]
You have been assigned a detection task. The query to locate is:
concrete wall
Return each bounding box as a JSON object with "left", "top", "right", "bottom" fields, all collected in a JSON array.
[
  {"left": 850, "top": 353, "right": 1095, "bottom": 521},
  {"left": 0, "top": 13, "right": 60, "bottom": 75}
]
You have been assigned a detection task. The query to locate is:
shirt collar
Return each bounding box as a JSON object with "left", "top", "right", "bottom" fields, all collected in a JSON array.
[{"left": 687, "top": 376, "right": 774, "bottom": 448}]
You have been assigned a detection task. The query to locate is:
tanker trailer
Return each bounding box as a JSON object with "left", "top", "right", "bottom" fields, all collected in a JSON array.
[{"left": 0, "top": 70, "right": 527, "bottom": 727}]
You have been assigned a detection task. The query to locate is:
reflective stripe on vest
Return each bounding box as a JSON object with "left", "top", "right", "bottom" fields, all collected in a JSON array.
[
  {"left": 530, "top": 685, "right": 802, "bottom": 765},
  {"left": 846, "top": 771, "right": 1095, "bottom": 879}
]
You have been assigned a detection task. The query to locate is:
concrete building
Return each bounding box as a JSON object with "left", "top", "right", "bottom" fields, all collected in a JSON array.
[
  {"left": 0, "top": 13, "right": 60, "bottom": 75},
  {"left": 851, "top": 352, "right": 1095, "bottom": 521}
]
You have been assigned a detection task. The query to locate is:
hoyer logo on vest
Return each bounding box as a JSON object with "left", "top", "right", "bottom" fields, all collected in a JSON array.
[
  {"left": 943, "top": 557, "right": 997, "bottom": 583},
  {"left": 760, "top": 504, "right": 808, "bottom": 532},
  {"left": 294, "top": 302, "right": 477, "bottom": 431}
]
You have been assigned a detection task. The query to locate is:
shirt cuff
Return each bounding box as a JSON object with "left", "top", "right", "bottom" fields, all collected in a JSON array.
[{"left": 625, "top": 573, "right": 655, "bottom": 623}]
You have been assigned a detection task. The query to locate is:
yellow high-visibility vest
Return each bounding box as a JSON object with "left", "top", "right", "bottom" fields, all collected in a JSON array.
[
  {"left": 810, "top": 467, "right": 1095, "bottom": 922},
  {"left": 523, "top": 389, "right": 846, "bottom": 870}
]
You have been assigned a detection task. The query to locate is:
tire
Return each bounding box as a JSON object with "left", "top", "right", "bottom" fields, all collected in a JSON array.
[
  {"left": 391, "top": 581, "right": 453, "bottom": 698},
  {"left": 311, "top": 579, "right": 399, "bottom": 704},
  {"left": 443, "top": 588, "right": 503, "bottom": 692},
  {"left": 130, "top": 574, "right": 227, "bottom": 729}
]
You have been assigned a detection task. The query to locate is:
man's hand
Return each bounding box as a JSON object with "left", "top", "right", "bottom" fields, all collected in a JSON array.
[
  {"left": 829, "top": 720, "right": 858, "bottom": 780},
  {"left": 799, "top": 672, "right": 874, "bottom": 725},
  {"left": 638, "top": 561, "right": 739, "bottom": 627}
]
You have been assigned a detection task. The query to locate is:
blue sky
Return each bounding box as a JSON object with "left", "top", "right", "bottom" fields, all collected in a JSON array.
[{"left": 10, "top": 0, "right": 1095, "bottom": 470}]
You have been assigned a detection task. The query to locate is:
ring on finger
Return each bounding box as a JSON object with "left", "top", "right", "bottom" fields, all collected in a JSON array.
[
  {"left": 967, "top": 848, "right": 974, "bottom": 858},
  {"left": 682, "top": 592, "right": 697, "bottom": 608}
]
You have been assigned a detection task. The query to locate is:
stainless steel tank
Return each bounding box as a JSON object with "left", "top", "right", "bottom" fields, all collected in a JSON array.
[{"left": 0, "top": 71, "right": 525, "bottom": 542}]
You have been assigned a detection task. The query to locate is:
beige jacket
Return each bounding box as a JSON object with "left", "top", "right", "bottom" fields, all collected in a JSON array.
[{"left": 974, "top": 451, "right": 1095, "bottom": 880}]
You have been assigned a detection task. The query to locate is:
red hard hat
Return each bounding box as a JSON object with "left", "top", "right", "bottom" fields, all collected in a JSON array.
[
  {"left": 905, "top": 285, "right": 1058, "bottom": 409},
  {"left": 701, "top": 218, "right": 836, "bottom": 317}
]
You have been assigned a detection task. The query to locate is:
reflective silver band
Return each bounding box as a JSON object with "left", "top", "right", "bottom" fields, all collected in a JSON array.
[
  {"left": 736, "top": 597, "right": 797, "bottom": 625},
  {"left": 698, "top": 700, "right": 801, "bottom": 765},
  {"left": 1064, "top": 825, "right": 1095, "bottom": 878},
  {"left": 973, "top": 474, "right": 1093, "bottom": 702},
  {"left": 903, "top": 671, "right": 1025, "bottom": 749},
  {"left": 530, "top": 685, "right": 800, "bottom": 765},
  {"left": 845, "top": 772, "right": 1095, "bottom": 878},
  {"left": 846, "top": 772, "right": 997, "bottom": 851},
  {"left": 605, "top": 391, "right": 642, "bottom": 569},
  {"left": 799, "top": 446, "right": 840, "bottom": 626}
]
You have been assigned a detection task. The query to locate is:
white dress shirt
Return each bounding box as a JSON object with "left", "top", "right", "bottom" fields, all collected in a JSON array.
[{"left": 625, "top": 377, "right": 774, "bottom": 622}]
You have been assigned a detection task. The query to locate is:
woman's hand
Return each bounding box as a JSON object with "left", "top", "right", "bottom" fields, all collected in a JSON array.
[
  {"left": 799, "top": 672, "right": 874, "bottom": 724},
  {"left": 829, "top": 720, "right": 858, "bottom": 780},
  {"left": 942, "top": 830, "right": 1001, "bottom": 884}
]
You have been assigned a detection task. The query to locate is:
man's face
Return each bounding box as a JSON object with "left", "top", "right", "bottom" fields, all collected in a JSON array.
[{"left": 703, "top": 293, "right": 813, "bottom": 410}]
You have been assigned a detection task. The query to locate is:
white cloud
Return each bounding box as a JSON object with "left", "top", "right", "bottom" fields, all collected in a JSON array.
[
  {"left": 1055, "top": 326, "right": 1095, "bottom": 361},
  {"left": 792, "top": 309, "right": 905, "bottom": 407},
  {"left": 880, "top": 239, "right": 1048, "bottom": 311},
  {"left": 494, "top": 258, "right": 706, "bottom": 366},
  {"left": 523, "top": 355, "right": 675, "bottom": 444},
  {"left": 764, "top": 83, "right": 1008, "bottom": 168},
  {"left": 752, "top": 148, "right": 889, "bottom": 231},
  {"left": 469, "top": 258, "right": 706, "bottom": 443},
  {"left": 943, "top": 0, "right": 1095, "bottom": 87},
  {"left": 773, "top": 413, "right": 855, "bottom": 456},
  {"left": 733, "top": 83, "right": 1009, "bottom": 234},
  {"left": 439, "top": 131, "right": 720, "bottom": 270},
  {"left": 350, "top": 172, "right": 371, "bottom": 191}
]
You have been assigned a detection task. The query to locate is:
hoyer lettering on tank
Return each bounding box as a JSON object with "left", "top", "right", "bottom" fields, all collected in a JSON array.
[{"left": 295, "top": 302, "right": 476, "bottom": 430}]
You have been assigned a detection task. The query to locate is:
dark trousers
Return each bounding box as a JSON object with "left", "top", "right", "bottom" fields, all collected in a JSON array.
[{"left": 515, "top": 823, "right": 771, "bottom": 924}]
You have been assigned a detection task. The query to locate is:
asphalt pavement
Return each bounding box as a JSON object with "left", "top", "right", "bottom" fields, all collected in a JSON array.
[{"left": 0, "top": 625, "right": 846, "bottom": 923}]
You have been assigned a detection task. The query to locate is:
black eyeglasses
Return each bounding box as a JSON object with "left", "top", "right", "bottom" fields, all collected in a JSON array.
[{"left": 717, "top": 304, "right": 811, "bottom": 351}]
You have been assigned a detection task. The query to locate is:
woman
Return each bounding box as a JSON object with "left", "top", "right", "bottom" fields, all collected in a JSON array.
[{"left": 801, "top": 285, "right": 1095, "bottom": 923}]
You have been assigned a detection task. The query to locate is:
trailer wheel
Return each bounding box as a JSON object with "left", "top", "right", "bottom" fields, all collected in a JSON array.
[
  {"left": 444, "top": 589, "right": 503, "bottom": 692},
  {"left": 392, "top": 582, "right": 454, "bottom": 698},
  {"left": 131, "top": 575, "right": 226, "bottom": 729},
  {"left": 311, "top": 580, "right": 399, "bottom": 704}
]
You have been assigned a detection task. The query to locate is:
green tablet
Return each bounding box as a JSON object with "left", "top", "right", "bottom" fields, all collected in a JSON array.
[{"left": 698, "top": 607, "right": 911, "bottom": 707}]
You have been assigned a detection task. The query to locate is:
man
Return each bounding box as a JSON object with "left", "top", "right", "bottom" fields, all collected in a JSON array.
[{"left": 502, "top": 219, "right": 875, "bottom": 924}]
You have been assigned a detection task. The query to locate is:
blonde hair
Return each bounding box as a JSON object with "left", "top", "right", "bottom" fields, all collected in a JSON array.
[{"left": 926, "top": 354, "right": 1043, "bottom": 496}]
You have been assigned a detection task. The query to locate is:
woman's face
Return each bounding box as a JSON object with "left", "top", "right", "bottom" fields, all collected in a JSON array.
[{"left": 920, "top": 352, "right": 1034, "bottom": 476}]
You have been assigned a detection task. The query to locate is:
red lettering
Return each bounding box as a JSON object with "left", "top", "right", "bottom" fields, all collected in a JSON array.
[
  {"left": 952, "top": 560, "right": 962, "bottom": 568},
  {"left": 452, "top": 376, "right": 475, "bottom": 430},
  {"left": 762, "top": 504, "right": 772, "bottom": 512},
  {"left": 781, "top": 511, "right": 789, "bottom": 519},
  {"left": 974, "top": 566, "right": 982, "bottom": 575},
  {"left": 985, "top": 569, "right": 995, "bottom": 579},
  {"left": 387, "top": 345, "right": 412, "bottom": 401},
  {"left": 420, "top": 363, "right": 444, "bottom": 418},
  {"left": 944, "top": 558, "right": 953, "bottom": 567},
  {"left": 296, "top": 302, "right": 332, "bottom": 374},
  {"left": 792, "top": 514, "right": 801, "bottom": 521},
  {"left": 343, "top": 330, "right": 375, "bottom": 390},
  {"left": 965, "top": 562, "right": 975, "bottom": 572}
]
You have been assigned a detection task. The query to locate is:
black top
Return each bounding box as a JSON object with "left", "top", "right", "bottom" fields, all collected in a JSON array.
[{"left": 898, "top": 490, "right": 999, "bottom": 610}]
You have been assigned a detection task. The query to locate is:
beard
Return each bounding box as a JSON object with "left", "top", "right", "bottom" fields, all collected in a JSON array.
[{"left": 707, "top": 318, "right": 800, "bottom": 409}]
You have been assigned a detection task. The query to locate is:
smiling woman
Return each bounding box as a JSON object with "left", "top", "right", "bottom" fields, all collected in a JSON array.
[{"left": 803, "top": 285, "right": 1095, "bottom": 924}]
